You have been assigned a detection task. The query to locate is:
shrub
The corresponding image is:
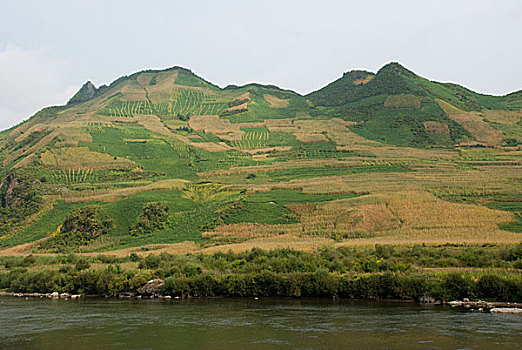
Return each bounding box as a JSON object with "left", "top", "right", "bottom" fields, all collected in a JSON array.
[
  {"left": 0, "top": 172, "right": 43, "bottom": 236},
  {"left": 1, "top": 247, "right": 521, "bottom": 300},
  {"left": 130, "top": 202, "right": 170, "bottom": 235},
  {"left": 477, "top": 275, "right": 512, "bottom": 301},
  {"left": 40, "top": 205, "right": 114, "bottom": 251},
  {"left": 139, "top": 254, "right": 161, "bottom": 269},
  {"left": 60, "top": 205, "right": 114, "bottom": 240},
  {"left": 163, "top": 275, "right": 191, "bottom": 296},
  {"left": 436, "top": 273, "right": 476, "bottom": 301},
  {"left": 127, "top": 270, "right": 152, "bottom": 290},
  {"left": 75, "top": 258, "right": 91, "bottom": 271}
]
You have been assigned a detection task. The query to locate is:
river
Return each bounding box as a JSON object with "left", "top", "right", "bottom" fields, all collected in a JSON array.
[{"left": 0, "top": 298, "right": 520, "bottom": 349}]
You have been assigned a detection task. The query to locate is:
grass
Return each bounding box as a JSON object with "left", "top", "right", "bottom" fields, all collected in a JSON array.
[
  {"left": 3, "top": 189, "right": 213, "bottom": 250},
  {"left": 192, "top": 131, "right": 222, "bottom": 143},
  {"left": 246, "top": 189, "right": 359, "bottom": 203},
  {"left": 105, "top": 187, "right": 245, "bottom": 249},
  {"left": 2, "top": 201, "right": 87, "bottom": 247}
]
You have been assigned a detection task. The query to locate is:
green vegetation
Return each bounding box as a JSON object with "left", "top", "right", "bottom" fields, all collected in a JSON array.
[
  {"left": 221, "top": 86, "right": 310, "bottom": 123},
  {"left": 486, "top": 202, "right": 522, "bottom": 233},
  {"left": 306, "top": 62, "right": 521, "bottom": 147},
  {"left": 0, "top": 62, "right": 521, "bottom": 276},
  {"left": 231, "top": 128, "right": 270, "bottom": 148},
  {"left": 217, "top": 190, "right": 360, "bottom": 225},
  {"left": 40, "top": 205, "right": 114, "bottom": 251},
  {"left": 169, "top": 89, "right": 228, "bottom": 117},
  {"left": 130, "top": 202, "right": 170, "bottom": 235},
  {"left": 349, "top": 101, "right": 469, "bottom": 147},
  {"left": 84, "top": 125, "right": 255, "bottom": 179},
  {"left": 266, "top": 163, "right": 410, "bottom": 181},
  {"left": 102, "top": 100, "right": 153, "bottom": 118},
  {"left": 47, "top": 169, "right": 97, "bottom": 183},
  {"left": 2, "top": 201, "right": 86, "bottom": 247},
  {"left": 174, "top": 68, "right": 220, "bottom": 90},
  {"left": 0, "top": 172, "right": 43, "bottom": 236},
  {"left": 0, "top": 245, "right": 520, "bottom": 301},
  {"left": 246, "top": 189, "right": 359, "bottom": 204},
  {"left": 273, "top": 141, "right": 364, "bottom": 160}
]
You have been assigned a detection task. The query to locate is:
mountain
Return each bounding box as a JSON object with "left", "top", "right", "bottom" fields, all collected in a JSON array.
[
  {"left": 0, "top": 62, "right": 521, "bottom": 254},
  {"left": 307, "top": 62, "right": 522, "bottom": 147},
  {"left": 0, "top": 66, "right": 311, "bottom": 173},
  {"left": 308, "top": 62, "right": 522, "bottom": 110},
  {"left": 68, "top": 81, "right": 101, "bottom": 104}
]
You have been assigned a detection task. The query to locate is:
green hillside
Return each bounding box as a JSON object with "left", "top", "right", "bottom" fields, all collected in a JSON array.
[
  {"left": 307, "top": 62, "right": 522, "bottom": 147},
  {"left": 0, "top": 63, "right": 521, "bottom": 255}
]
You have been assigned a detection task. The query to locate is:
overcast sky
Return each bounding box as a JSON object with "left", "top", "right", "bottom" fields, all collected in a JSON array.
[{"left": 1, "top": 0, "right": 521, "bottom": 130}]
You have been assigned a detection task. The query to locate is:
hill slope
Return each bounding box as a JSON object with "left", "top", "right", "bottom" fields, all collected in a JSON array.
[
  {"left": 307, "top": 62, "right": 522, "bottom": 147},
  {"left": 0, "top": 63, "right": 521, "bottom": 254}
]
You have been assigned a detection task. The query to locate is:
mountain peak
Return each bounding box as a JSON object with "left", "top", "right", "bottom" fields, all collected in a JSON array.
[
  {"left": 378, "top": 62, "right": 416, "bottom": 77},
  {"left": 68, "top": 81, "right": 98, "bottom": 105}
]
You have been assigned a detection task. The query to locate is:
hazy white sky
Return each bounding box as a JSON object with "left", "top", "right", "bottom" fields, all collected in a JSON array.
[{"left": 1, "top": 0, "right": 521, "bottom": 130}]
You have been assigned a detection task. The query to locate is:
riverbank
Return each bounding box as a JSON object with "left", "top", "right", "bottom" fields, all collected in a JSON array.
[{"left": 1, "top": 245, "right": 520, "bottom": 303}]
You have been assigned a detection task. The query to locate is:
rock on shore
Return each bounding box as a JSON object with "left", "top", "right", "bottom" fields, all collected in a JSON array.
[{"left": 490, "top": 308, "right": 522, "bottom": 314}]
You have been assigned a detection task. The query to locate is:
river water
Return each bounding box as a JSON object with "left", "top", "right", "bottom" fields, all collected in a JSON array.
[{"left": 0, "top": 297, "right": 520, "bottom": 349}]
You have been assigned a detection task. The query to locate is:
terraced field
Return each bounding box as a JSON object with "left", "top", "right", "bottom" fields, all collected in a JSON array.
[
  {"left": 102, "top": 89, "right": 229, "bottom": 119},
  {"left": 0, "top": 63, "right": 521, "bottom": 257},
  {"left": 48, "top": 169, "right": 97, "bottom": 183},
  {"left": 105, "top": 100, "right": 154, "bottom": 118},
  {"left": 169, "top": 89, "right": 229, "bottom": 116},
  {"left": 232, "top": 128, "right": 271, "bottom": 148}
]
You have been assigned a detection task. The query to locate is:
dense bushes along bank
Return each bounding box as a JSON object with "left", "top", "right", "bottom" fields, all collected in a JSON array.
[
  {"left": 0, "top": 245, "right": 521, "bottom": 302},
  {"left": 1, "top": 267, "right": 520, "bottom": 302}
]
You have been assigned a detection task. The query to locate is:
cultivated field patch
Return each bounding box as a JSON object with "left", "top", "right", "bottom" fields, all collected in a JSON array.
[
  {"left": 353, "top": 75, "right": 374, "bottom": 85},
  {"left": 263, "top": 94, "right": 290, "bottom": 108},
  {"left": 424, "top": 121, "right": 450, "bottom": 134},
  {"left": 384, "top": 94, "right": 421, "bottom": 109},
  {"left": 436, "top": 99, "right": 504, "bottom": 146},
  {"left": 40, "top": 147, "right": 135, "bottom": 169}
]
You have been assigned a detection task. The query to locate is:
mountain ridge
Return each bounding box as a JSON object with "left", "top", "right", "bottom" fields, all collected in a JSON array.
[
  {"left": 1, "top": 62, "right": 520, "bottom": 165},
  {"left": 60, "top": 62, "right": 522, "bottom": 115}
]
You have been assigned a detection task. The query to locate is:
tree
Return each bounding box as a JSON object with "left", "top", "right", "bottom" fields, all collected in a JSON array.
[
  {"left": 130, "top": 202, "right": 170, "bottom": 235},
  {"left": 40, "top": 205, "right": 114, "bottom": 251}
]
